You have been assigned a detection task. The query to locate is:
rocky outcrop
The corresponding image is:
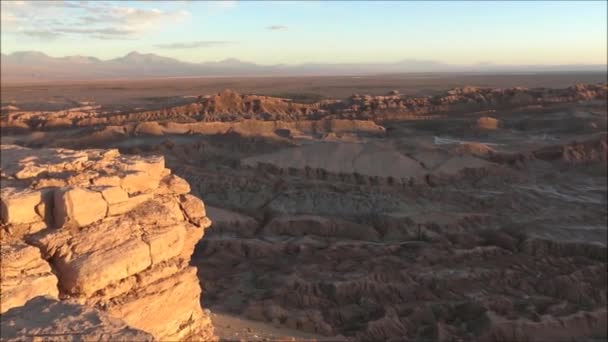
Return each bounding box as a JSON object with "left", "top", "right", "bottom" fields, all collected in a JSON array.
[
  {"left": 196, "top": 89, "right": 321, "bottom": 121},
  {"left": 330, "top": 84, "right": 608, "bottom": 120},
  {"left": 0, "top": 145, "right": 215, "bottom": 341}
]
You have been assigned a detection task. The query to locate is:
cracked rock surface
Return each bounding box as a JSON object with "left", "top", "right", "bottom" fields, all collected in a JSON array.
[{"left": 0, "top": 145, "right": 215, "bottom": 341}]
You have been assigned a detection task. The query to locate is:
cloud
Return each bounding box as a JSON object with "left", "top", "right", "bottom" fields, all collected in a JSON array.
[
  {"left": 55, "top": 27, "right": 134, "bottom": 35},
  {"left": 91, "top": 34, "right": 137, "bottom": 41},
  {"left": 1, "top": 1, "right": 189, "bottom": 40},
  {"left": 21, "top": 29, "right": 62, "bottom": 40},
  {"left": 155, "top": 41, "right": 235, "bottom": 49},
  {"left": 267, "top": 25, "right": 288, "bottom": 31}
]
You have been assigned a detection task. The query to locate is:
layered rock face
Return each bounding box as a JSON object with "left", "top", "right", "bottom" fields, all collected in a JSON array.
[{"left": 0, "top": 145, "right": 215, "bottom": 341}]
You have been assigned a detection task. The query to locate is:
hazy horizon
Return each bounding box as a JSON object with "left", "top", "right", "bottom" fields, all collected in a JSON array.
[
  {"left": 2, "top": 0, "right": 607, "bottom": 66},
  {"left": 4, "top": 49, "right": 608, "bottom": 69}
]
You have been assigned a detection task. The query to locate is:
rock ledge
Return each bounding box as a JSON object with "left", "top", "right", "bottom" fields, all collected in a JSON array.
[{"left": 0, "top": 145, "right": 215, "bottom": 341}]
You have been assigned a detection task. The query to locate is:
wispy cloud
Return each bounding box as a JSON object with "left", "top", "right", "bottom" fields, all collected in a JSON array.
[
  {"left": 21, "top": 29, "right": 62, "bottom": 40},
  {"left": 155, "top": 41, "right": 236, "bottom": 49},
  {"left": 1, "top": 0, "right": 189, "bottom": 40},
  {"left": 267, "top": 25, "right": 288, "bottom": 31},
  {"left": 55, "top": 27, "right": 135, "bottom": 35}
]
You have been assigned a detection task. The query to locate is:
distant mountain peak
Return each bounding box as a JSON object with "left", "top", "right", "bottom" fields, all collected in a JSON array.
[
  {"left": 219, "top": 58, "right": 242, "bottom": 63},
  {"left": 112, "top": 51, "right": 180, "bottom": 64},
  {"left": 1, "top": 50, "right": 605, "bottom": 82},
  {"left": 61, "top": 55, "right": 101, "bottom": 64},
  {"left": 124, "top": 51, "right": 162, "bottom": 58},
  {"left": 122, "top": 51, "right": 158, "bottom": 59},
  {"left": 10, "top": 51, "right": 51, "bottom": 59}
]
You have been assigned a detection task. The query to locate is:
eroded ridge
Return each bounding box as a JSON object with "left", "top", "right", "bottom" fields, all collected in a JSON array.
[
  {"left": 2, "top": 84, "right": 606, "bottom": 131},
  {"left": 0, "top": 145, "right": 215, "bottom": 341}
]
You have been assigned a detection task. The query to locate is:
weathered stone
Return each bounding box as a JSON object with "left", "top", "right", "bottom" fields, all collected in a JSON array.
[
  {"left": 120, "top": 171, "right": 161, "bottom": 194},
  {"left": 118, "top": 155, "right": 165, "bottom": 194},
  {"left": 100, "top": 186, "right": 129, "bottom": 204},
  {"left": 181, "top": 224, "right": 205, "bottom": 261},
  {"left": 0, "top": 243, "right": 59, "bottom": 313},
  {"left": 92, "top": 175, "right": 121, "bottom": 186},
  {"left": 159, "top": 174, "right": 191, "bottom": 195},
  {"left": 146, "top": 224, "right": 186, "bottom": 265},
  {"left": 57, "top": 237, "right": 152, "bottom": 296},
  {"left": 106, "top": 267, "right": 211, "bottom": 341},
  {"left": 54, "top": 187, "right": 108, "bottom": 227},
  {"left": 0, "top": 188, "right": 44, "bottom": 225},
  {"left": 107, "top": 193, "right": 153, "bottom": 216},
  {"left": 180, "top": 194, "right": 206, "bottom": 219}
]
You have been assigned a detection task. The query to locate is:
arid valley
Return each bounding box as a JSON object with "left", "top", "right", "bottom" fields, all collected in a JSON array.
[{"left": 1, "top": 72, "right": 606, "bottom": 341}]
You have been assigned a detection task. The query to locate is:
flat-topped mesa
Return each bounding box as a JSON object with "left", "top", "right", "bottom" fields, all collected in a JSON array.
[{"left": 0, "top": 145, "right": 216, "bottom": 341}]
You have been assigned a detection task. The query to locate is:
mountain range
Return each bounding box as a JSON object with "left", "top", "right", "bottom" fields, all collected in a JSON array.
[{"left": 1, "top": 51, "right": 606, "bottom": 83}]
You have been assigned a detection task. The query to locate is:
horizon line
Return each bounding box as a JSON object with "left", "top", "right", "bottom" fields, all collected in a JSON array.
[{"left": 2, "top": 50, "right": 607, "bottom": 68}]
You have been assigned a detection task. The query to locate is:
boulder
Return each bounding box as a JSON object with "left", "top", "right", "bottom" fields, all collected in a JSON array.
[{"left": 180, "top": 194, "right": 206, "bottom": 220}]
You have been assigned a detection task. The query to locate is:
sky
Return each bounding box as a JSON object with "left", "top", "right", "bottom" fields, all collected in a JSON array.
[{"left": 1, "top": 0, "right": 606, "bottom": 65}]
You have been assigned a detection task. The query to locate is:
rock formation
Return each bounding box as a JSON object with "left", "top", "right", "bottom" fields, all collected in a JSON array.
[
  {"left": 0, "top": 145, "right": 215, "bottom": 341},
  {"left": 329, "top": 84, "right": 608, "bottom": 120},
  {"left": 3, "top": 84, "right": 606, "bottom": 133}
]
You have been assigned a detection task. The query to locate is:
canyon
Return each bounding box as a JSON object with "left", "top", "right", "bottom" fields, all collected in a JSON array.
[{"left": 1, "top": 80, "right": 606, "bottom": 341}]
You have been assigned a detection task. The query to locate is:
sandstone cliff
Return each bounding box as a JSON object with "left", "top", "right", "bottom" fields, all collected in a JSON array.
[{"left": 0, "top": 145, "right": 215, "bottom": 341}]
